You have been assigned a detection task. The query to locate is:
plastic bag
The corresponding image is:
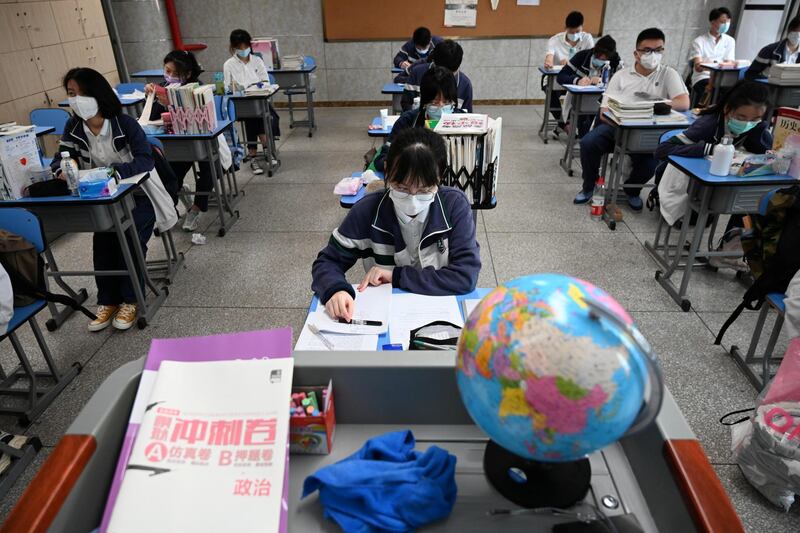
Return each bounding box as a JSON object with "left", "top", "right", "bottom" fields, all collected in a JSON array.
[{"left": 730, "top": 338, "right": 800, "bottom": 511}]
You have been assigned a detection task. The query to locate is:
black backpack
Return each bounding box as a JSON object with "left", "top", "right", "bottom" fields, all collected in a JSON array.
[{"left": 714, "top": 186, "right": 800, "bottom": 345}]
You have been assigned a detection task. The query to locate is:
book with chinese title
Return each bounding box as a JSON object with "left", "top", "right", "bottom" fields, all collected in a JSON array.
[
  {"left": 100, "top": 328, "right": 293, "bottom": 533},
  {"left": 107, "top": 358, "right": 293, "bottom": 532},
  {"left": 772, "top": 107, "right": 800, "bottom": 152}
]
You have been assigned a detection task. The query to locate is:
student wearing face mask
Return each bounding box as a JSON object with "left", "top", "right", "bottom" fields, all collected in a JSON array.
[
  {"left": 312, "top": 127, "right": 480, "bottom": 321},
  {"left": 557, "top": 35, "right": 621, "bottom": 137},
  {"left": 689, "top": 8, "right": 736, "bottom": 107},
  {"left": 745, "top": 15, "right": 800, "bottom": 80},
  {"left": 144, "top": 50, "right": 211, "bottom": 231},
  {"left": 373, "top": 66, "right": 463, "bottom": 173},
  {"left": 393, "top": 27, "right": 444, "bottom": 80},
  {"left": 544, "top": 11, "right": 595, "bottom": 131},
  {"left": 50, "top": 68, "right": 177, "bottom": 332},
  {"left": 575, "top": 27, "right": 689, "bottom": 210},
  {"left": 223, "top": 28, "right": 281, "bottom": 175},
  {"left": 404, "top": 39, "right": 472, "bottom": 113}
]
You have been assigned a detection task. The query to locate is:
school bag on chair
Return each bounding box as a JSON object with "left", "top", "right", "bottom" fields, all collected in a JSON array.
[
  {"left": 714, "top": 186, "right": 800, "bottom": 346},
  {"left": 0, "top": 229, "right": 95, "bottom": 319}
]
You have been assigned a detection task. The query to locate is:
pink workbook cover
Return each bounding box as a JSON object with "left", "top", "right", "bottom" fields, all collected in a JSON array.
[{"left": 99, "top": 328, "right": 293, "bottom": 533}]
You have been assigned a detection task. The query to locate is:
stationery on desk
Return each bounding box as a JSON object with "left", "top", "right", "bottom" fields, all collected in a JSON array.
[{"left": 388, "top": 293, "right": 463, "bottom": 350}]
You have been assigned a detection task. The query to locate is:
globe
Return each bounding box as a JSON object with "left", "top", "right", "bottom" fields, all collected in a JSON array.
[{"left": 456, "top": 273, "right": 660, "bottom": 465}]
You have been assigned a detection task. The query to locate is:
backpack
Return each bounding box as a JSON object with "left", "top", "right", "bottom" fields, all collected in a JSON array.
[
  {"left": 0, "top": 230, "right": 96, "bottom": 319},
  {"left": 714, "top": 186, "right": 800, "bottom": 345}
]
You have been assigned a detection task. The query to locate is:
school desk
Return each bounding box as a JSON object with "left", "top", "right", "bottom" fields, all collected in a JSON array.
[
  {"left": 537, "top": 66, "right": 563, "bottom": 144},
  {"left": 228, "top": 91, "right": 281, "bottom": 176},
  {"left": 645, "top": 156, "right": 800, "bottom": 311},
  {"left": 0, "top": 173, "right": 173, "bottom": 330},
  {"left": 129, "top": 69, "right": 164, "bottom": 83},
  {"left": 270, "top": 55, "right": 318, "bottom": 137},
  {"left": 382, "top": 82, "right": 405, "bottom": 115},
  {"left": 755, "top": 78, "right": 800, "bottom": 122},
  {"left": 391, "top": 66, "right": 403, "bottom": 74},
  {"left": 699, "top": 63, "right": 747, "bottom": 106},
  {"left": 151, "top": 120, "right": 241, "bottom": 237},
  {"left": 338, "top": 171, "right": 385, "bottom": 208},
  {"left": 367, "top": 116, "right": 392, "bottom": 137},
  {"left": 600, "top": 110, "right": 695, "bottom": 230},
  {"left": 559, "top": 84, "right": 605, "bottom": 177},
  {"left": 12, "top": 351, "right": 744, "bottom": 533}
]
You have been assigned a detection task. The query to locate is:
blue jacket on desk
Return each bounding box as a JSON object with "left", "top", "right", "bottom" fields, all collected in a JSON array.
[
  {"left": 404, "top": 62, "right": 473, "bottom": 112},
  {"left": 745, "top": 38, "right": 800, "bottom": 80},
  {"left": 394, "top": 36, "right": 444, "bottom": 69},
  {"left": 312, "top": 188, "right": 480, "bottom": 304},
  {"left": 50, "top": 114, "right": 154, "bottom": 180},
  {"left": 654, "top": 113, "right": 772, "bottom": 160},
  {"left": 557, "top": 49, "right": 621, "bottom": 86}
]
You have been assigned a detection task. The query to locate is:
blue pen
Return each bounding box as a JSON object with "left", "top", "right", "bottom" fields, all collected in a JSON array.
[{"left": 382, "top": 343, "right": 403, "bottom": 350}]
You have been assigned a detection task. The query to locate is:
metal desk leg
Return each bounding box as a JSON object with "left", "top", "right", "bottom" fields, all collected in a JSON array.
[
  {"left": 262, "top": 103, "right": 281, "bottom": 177},
  {"left": 761, "top": 314, "right": 785, "bottom": 386},
  {"left": 730, "top": 304, "right": 785, "bottom": 390},
  {"left": 392, "top": 93, "right": 402, "bottom": 115},
  {"left": 305, "top": 72, "right": 317, "bottom": 136},
  {"left": 206, "top": 138, "right": 239, "bottom": 237},
  {"left": 603, "top": 129, "right": 627, "bottom": 231},
  {"left": 559, "top": 94, "right": 580, "bottom": 176},
  {"left": 538, "top": 76, "right": 554, "bottom": 144},
  {"left": 147, "top": 229, "right": 185, "bottom": 284},
  {"left": 42, "top": 248, "right": 89, "bottom": 332}
]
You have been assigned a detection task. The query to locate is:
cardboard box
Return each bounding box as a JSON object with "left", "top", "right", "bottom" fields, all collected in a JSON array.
[{"left": 289, "top": 381, "right": 335, "bottom": 455}]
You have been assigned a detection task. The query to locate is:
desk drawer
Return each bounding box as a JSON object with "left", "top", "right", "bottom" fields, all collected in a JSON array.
[
  {"left": 31, "top": 200, "right": 129, "bottom": 233},
  {"left": 709, "top": 185, "right": 777, "bottom": 214},
  {"left": 159, "top": 139, "right": 217, "bottom": 162},
  {"left": 626, "top": 129, "right": 666, "bottom": 153},
  {"left": 576, "top": 96, "right": 601, "bottom": 114},
  {"left": 776, "top": 87, "right": 800, "bottom": 108},
  {"left": 230, "top": 98, "right": 269, "bottom": 119},
  {"left": 271, "top": 72, "right": 305, "bottom": 89}
]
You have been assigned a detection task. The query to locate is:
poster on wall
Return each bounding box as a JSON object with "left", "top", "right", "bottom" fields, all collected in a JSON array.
[
  {"left": 444, "top": 0, "right": 478, "bottom": 27},
  {"left": 517, "top": 0, "right": 540, "bottom": 5}
]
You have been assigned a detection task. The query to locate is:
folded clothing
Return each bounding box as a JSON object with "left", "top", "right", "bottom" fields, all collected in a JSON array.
[
  {"left": 302, "top": 430, "right": 457, "bottom": 532},
  {"left": 334, "top": 177, "right": 362, "bottom": 196}
]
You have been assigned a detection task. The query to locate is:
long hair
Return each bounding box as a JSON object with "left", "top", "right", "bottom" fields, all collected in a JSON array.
[{"left": 163, "top": 50, "right": 203, "bottom": 82}]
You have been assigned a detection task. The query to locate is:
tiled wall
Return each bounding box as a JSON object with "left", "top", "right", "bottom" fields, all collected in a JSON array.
[{"left": 112, "top": 0, "right": 743, "bottom": 103}]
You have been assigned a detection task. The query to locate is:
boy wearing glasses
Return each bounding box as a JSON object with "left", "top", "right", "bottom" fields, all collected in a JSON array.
[{"left": 574, "top": 27, "right": 689, "bottom": 210}]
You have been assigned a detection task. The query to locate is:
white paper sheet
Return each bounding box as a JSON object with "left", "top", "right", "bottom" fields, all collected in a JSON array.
[
  {"left": 310, "top": 284, "right": 391, "bottom": 334},
  {"left": 444, "top": 0, "right": 478, "bottom": 27},
  {"left": 389, "top": 293, "right": 463, "bottom": 349},
  {"left": 295, "top": 325, "right": 379, "bottom": 351},
  {"left": 517, "top": 0, "right": 540, "bottom": 5},
  {"left": 461, "top": 299, "right": 482, "bottom": 320}
]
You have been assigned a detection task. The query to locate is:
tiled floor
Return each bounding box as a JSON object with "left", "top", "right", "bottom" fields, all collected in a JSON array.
[{"left": 1, "top": 105, "right": 799, "bottom": 531}]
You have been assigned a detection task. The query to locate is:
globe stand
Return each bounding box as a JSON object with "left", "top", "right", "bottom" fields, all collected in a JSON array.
[{"left": 483, "top": 440, "right": 591, "bottom": 508}]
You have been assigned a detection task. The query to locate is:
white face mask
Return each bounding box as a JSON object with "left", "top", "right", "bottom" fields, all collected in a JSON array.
[
  {"left": 789, "top": 32, "right": 800, "bottom": 46},
  {"left": 639, "top": 51, "right": 662, "bottom": 70},
  {"left": 68, "top": 95, "right": 99, "bottom": 120},
  {"left": 389, "top": 188, "right": 436, "bottom": 218},
  {"left": 567, "top": 32, "right": 582, "bottom": 42}
]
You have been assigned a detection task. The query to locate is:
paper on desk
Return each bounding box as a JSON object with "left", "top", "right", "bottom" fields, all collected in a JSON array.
[
  {"left": 137, "top": 92, "right": 161, "bottom": 127},
  {"left": 389, "top": 293, "right": 463, "bottom": 349},
  {"left": 295, "top": 325, "right": 379, "bottom": 351},
  {"left": 310, "top": 284, "right": 391, "bottom": 334}
]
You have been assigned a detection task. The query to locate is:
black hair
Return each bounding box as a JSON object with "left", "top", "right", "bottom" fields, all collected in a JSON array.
[
  {"left": 431, "top": 39, "right": 463, "bottom": 72},
  {"left": 229, "top": 29, "right": 252, "bottom": 50},
  {"left": 709, "top": 7, "right": 732, "bottom": 22},
  {"left": 789, "top": 15, "right": 800, "bottom": 32},
  {"left": 700, "top": 80, "right": 769, "bottom": 116},
  {"left": 636, "top": 27, "right": 665, "bottom": 47},
  {"left": 163, "top": 50, "right": 203, "bottom": 82},
  {"left": 565, "top": 11, "right": 584, "bottom": 29},
  {"left": 62, "top": 67, "right": 121, "bottom": 118},
  {"left": 593, "top": 35, "right": 617, "bottom": 57},
  {"left": 413, "top": 27, "right": 432, "bottom": 48},
  {"left": 385, "top": 128, "right": 447, "bottom": 189},
  {"left": 415, "top": 66, "right": 458, "bottom": 127}
]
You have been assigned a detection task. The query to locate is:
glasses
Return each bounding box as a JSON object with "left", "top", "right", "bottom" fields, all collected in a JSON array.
[
  {"left": 636, "top": 47, "right": 665, "bottom": 54},
  {"left": 390, "top": 185, "right": 437, "bottom": 197}
]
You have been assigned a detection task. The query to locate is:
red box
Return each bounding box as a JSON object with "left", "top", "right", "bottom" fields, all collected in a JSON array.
[{"left": 289, "top": 381, "right": 335, "bottom": 454}]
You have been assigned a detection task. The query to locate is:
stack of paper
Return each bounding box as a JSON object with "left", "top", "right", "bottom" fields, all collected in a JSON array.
[
  {"left": 388, "top": 293, "right": 463, "bottom": 349},
  {"left": 280, "top": 55, "right": 305, "bottom": 70},
  {"left": 244, "top": 83, "right": 279, "bottom": 96},
  {"left": 434, "top": 113, "right": 489, "bottom": 134},
  {"left": 653, "top": 110, "right": 690, "bottom": 124},
  {"left": 607, "top": 97, "right": 654, "bottom": 121},
  {"left": 768, "top": 63, "right": 800, "bottom": 85}
]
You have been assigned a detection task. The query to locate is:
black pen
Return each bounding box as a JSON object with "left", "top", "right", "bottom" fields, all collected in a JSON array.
[{"left": 338, "top": 318, "right": 383, "bottom": 326}]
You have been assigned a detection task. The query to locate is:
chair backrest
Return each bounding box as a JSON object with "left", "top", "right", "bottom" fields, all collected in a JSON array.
[
  {"left": 0, "top": 209, "right": 46, "bottom": 252},
  {"left": 29, "top": 108, "right": 71, "bottom": 136},
  {"left": 214, "top": 95, "right": 225, "bottom": 121},
  {"left": 659, "top": 129, "right": 684, "bottom": 144},
  {"left": 146, "top": 135, "right": 164, "bottom": 150},
  {"left": 116, "top": 82, "right": 146, "bottom": 95},
  {"left": 304, "top": 55, "right": 316, "bottom": 68}
]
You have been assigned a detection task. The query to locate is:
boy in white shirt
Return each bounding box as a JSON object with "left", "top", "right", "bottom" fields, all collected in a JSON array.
[
  {"left": 689, "top": 7, "right": 736, "bottom": 107},
  {"left": 575, "top": 28, "right": 689, "bottom": 210},
  {"left": 543, "top": 11, "right": 595, "bottom": 129}
]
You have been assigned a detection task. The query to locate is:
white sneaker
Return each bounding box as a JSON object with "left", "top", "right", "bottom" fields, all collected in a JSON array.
[
  {"left": 183, "top": 210, "right": 201, "bottom": 232},
  {"left": 251, "top": 161, "right": 264, "bottom": 175}
]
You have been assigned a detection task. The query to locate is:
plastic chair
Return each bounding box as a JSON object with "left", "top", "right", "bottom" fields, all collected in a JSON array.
[
  {"left": 29, "top": 108, "right": 71, "bottom": 136},
  {"left": 659, "top": 129, "right": 684, "bottom": 144},
  {"left": 116, "top": 82, "right": 146, "bottom": 95}
]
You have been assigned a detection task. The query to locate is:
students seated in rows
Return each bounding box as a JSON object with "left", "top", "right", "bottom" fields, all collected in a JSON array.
[
  {"left": 557, "top": 35, "right": 620, "bottom": 137},
  {"left": 575, "top": 28, "right": 689, "bottom": 209},
  {"left": 404, "top": 39, "right": 473, "bottom": 113},
  {"left": 374, "top": 66, "right": 463, "bottom": 173},
  {"left": 654, "top": 81, "right": 770, "bottom": 265},
  {"left": 312, "top": 128, "right": 480, "bottom": 320},
  {"left": 689, "top": 7, "right": 736, "bottom": 107},
  {"left": 544, "top": 11, "right": 595, "bottom": 130},
  {"left": 223, "top": 28, "right": 280, "bottom": 175},
  {"left": 393, "top": 26, "right": 443, "bottom": 79},
  {"left": 745, "top": 15, "right": 800, "bottom": 80},
  {"left": 144, "top": 50, "right": 211, "bottom": 231},
  {"left": 51, "top": 68, "right": 177, "bottom": 331}
]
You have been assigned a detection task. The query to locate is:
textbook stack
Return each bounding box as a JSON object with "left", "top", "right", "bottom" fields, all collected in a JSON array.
[
  {"left": 166, "top": 83, "right": 217, "bottom": 134},
  {"left": 280, "top": 55, "right": 305, "bottom": 70},
  {"left": 434, "top": 113, "right": 502, "bottom": 208},
  {"left": 253, "top": 38, "right": 281, "bottom": 69},
  {"left": 607, "top": 97, "right": 654, "bottom": 122},
  {"left": 768, "top": 63, "right": 800, "bottom": 85}
]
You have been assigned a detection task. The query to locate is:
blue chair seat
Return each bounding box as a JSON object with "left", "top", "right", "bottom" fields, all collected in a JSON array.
[
  {"left": 767, "top": 293, "right": 786, "bottom": 314},
  {"left": 2, "top": 300, "right": 46, "bottom": 339}
]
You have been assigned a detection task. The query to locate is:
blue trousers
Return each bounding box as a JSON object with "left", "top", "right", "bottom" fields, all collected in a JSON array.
[{"left": 579, "top": 123, "right": 659, "bottom": 197}]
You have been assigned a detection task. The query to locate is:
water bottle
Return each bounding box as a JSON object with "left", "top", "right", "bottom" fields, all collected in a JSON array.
[
  {"left": 59, "top": 151, "right": 79, "bottom": 196},
  {"left": 601, "top": 65, "right": 610, "bottom": 87},
  {"left": 590, "top": 176, "right": 606, "bottom": 220},
  {"left": 710, "top": 136, "right": 735, "bottom": 176}
]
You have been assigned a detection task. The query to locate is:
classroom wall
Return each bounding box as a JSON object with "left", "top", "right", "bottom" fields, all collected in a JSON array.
[{"left": 112, "top": 0, "right": 742, "bottom": 103}]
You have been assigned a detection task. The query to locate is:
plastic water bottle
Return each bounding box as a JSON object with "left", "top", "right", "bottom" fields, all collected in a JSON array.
[
  {"left": 710, "top": 136, "right": 735, "bottom": 176},
  {"left": 601, "top": 65, "right": 611, "bottom": 87},
  {"left": 590, "top": 176, "right": 606, "bottom": 220},
  {"left": 59, "top": 151, "right": 79, "bottom": 196}
]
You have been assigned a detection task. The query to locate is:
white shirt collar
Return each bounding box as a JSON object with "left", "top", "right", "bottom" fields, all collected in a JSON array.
[{"left": 82, "top": 118, "right": 110, "bottom": 138}]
